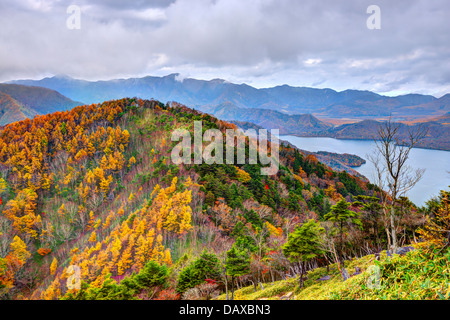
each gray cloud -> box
[0,0,449,97]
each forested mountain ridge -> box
[0,97,441,300]
[202,103,450,151]
[9,74,448,119]
[0,92,38,126]
[0,84,82,125]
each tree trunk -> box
[252,279,257,293]
[231,276,234,300]
[224,266,229,300]
[298,262,304,289]
[385,226,391,250]
[390,206,397,254]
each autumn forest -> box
[0,97,449,301]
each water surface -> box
[280,135,450,206]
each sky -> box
[0,0,449,97]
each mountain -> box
[198,102,332,135]
[432,111,450,124]
[230,119,367,178]
[0,92,38,125]
[199,101,450,151]
[0,96,442,302]
[0,83,82,117]
[8,74,447,120]
[0,97,380,300]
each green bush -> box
[134,260,168,289]
[176,250,222,293]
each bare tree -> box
[368,117,427,254]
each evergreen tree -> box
[176,250,222,293]
[133,260,168,289]
[354,195,383,251]
[225,244,250,300]
[324,199,362,267]
[282,219,325,288]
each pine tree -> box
[225,244,250,300]
[324,199,362,267]
[282,219,325,288]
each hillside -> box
[0,92,38,125]
[9,74,448,120]
[226,118,367,178]
[198,102,332,135]
[205,104,450,151]
[0,83,82,117]
[323,119,450,151]
[216,245,450,300]
[0,97,386,300]
[1,96,446,302]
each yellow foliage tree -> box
[50,257,57,275]
[235,166,251,183]
[417,191,450,251]
[128,156,136,168]
[88,231,97,243]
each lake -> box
[279,135,450,207]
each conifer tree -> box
[225,244,250,300]
[324,199,361,267]
[282,219,325,288]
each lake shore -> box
[280,135,450,206]
[288,133,450,152]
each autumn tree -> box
[0,236,31,296]
[50,258,58,275]
[417,189,450,253]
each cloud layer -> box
[1,0,449,96]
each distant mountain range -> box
[3,74,450,150]
[198,102,332,135]
[207,102,450,151]
[0,83,82,125]
[9,74,449,120]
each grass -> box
[216,245,450,300]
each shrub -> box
[134,261,168,289]
[176,250,222,293]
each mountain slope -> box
[324,119,450,151]
[0,97,379,300]
[9,75,447,119]
[216,245,449,300]
[198,102,332,135]
[200,102,450,151]
[0,83,82,116]
[0,92,38,125]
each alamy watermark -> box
[66,265,81,290]
[366,264,381,289]
[171,121,279,175]
[367,5,381,30]
[66,5,81,30]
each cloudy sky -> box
[1,0,449,97]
